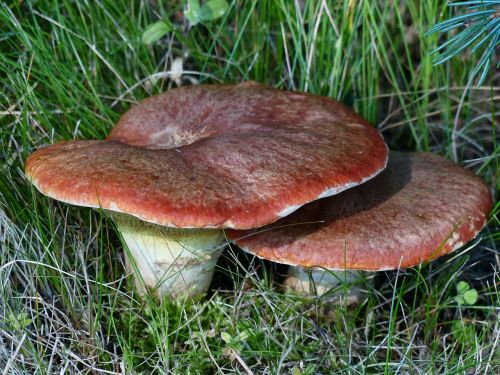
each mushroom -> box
[25,82,388,298]
[227,152,493,304]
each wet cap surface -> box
[228,152,493,269]
[25,82,388,229]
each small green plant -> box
[221,329,251,356]
[141,0,229,44]
[291,365,317,375]
[426,1,500,85]
[451,319,477,344]
[142,20,174,44]
[7,311,32,331]
[184,0,229,26]
[454,281,479,305]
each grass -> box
[0,0,499,373]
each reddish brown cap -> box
[227,152,493,269]
[25,82,387,229]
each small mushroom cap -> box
[25,82,387,229]
[227,152,493,269]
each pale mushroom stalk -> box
[113,214,225,298]
[284,267,367,304]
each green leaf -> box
[456,281,470,293]
[198,0,229,22]
[291,366,317,375]
[8,312,32,330]
[463,289,478,305]
[185,0,229,26]
[185,0,202,26]
[238,330,249,341]
[221,332,232,343]
[454,281,479,305]
[454,295,466,305]
[142,21,173,44]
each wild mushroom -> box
[25,82,388,298]
[227,152,493,304]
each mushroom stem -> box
[284,266,368,305]
[113,214,225,298]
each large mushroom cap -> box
[25,82,387,229]
[227,152,493,269]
